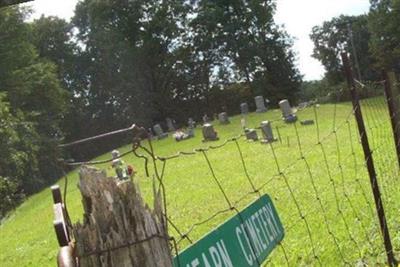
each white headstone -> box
[255,96,267,113]
[279,99,293,118]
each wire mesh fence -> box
[56,65,400,266]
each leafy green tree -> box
[0,8,68,134]
[29,15,91,154]
[369,0,400,71]
[0,7,68,200]
[188,0,301,104]
[71,0,190,149]
[0,94,39,217]
[310,15,379,84]
[30,16,85,93]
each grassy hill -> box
[1,99,399,266]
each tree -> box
[29,15,91,156]
[310,15,379,84]
[369,0,400,71]
[0,7,68,204]
[73,0,188,120]
[188,0,301,105]
[0,93,39,217]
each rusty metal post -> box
[342,53,397,267]
[383,71,400,169]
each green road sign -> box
[173,194,284,267]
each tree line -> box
[0,0,301,217]
[300,0,399,101]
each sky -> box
[23,0,371,81]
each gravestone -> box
[188,118,195,127]
[300,119,314,125]
[187,118,196,137]
[218,112,230,124]
[255,96,267,113]
[240,103,249,115]
[279,99,297,123]
[166,118,175,132]
[279,99,293,118]
[202,123,219,142]
[245,128,258,141]
[260,121,276,143]
[153,124,168,140]
[202,114,210,124]
[148,128,156,140]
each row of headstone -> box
[241,96,270,115]
[241,98,297,123]
[152,117,176,140]
[167,116,281,144]
[243,120,277,143]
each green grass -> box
[1,98,399,266]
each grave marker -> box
[260,121,276,143]
[153,124,168,140]
[279,99,297,123]
[218,112,230,124]
[241,103,249,114]
[202,123,219,141]
[203,114,210,123]
[187,118,196,137]
[255,96,267,113]
[300,119,314,126]
[245,128,258,141]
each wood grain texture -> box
[74,166,172,267]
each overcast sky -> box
[23,0,370,81]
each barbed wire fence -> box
[54,55,399,266]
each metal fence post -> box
[341,53,397,267]
[383,71,400,169]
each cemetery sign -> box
[173,195,284,267]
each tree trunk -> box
[73,166,172,267]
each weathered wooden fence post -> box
[342,53,397,267]
[73,165,172,267]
